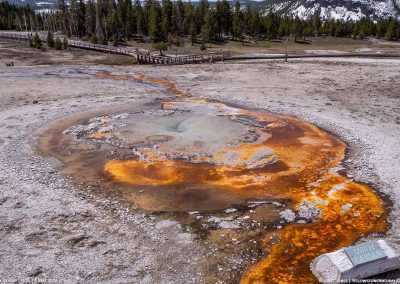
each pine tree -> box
[62,37,69,49]
[113,35,118,46]
[278,21,285,38]
[376,20,386,38]
[77,0,86,36]
[2,0,398,45]
[200,41,206,50]
[161,0,173,41]
[33,32,42,49]
[152,41,168,55]
[148,1,161,41]
[85,0,96,36]
[47,30,55,47]
[386,19,396,40]
[54,37,62,50]
[135,0,145,35]
[189,18,196,45]
[232,2,243,40]
[125,0,135,38]
[183,3,195,36]
[90,34,98,43]
[201,10,214,47]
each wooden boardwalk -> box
[136,52,230,65]
[0,32,230,65]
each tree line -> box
[1,0,400,46]
[0,1,36,31]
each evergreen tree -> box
[54,36,62,49]
[376,20,386,38]
[77,0,86,36]
[278,21,285,38]
[47,30,54,47]
[148,0,162,41]
[112,35,118,46]
[85,0,96,36]
[33,32,42,49]
[90,34,99,43]
[2,0,399,46]
[174,0,185,35]
[62,37,69,49]
[152,41,168,55]
[161,0,173,41]
[125,0,136,38]
[189,18,196,45]
[334,20,343,37]
[195,0,209,33]
[135,0,145,35]
[201,10,214,46]
[386,19,396,40]
[292,16,303,41]
[232,2,243,40]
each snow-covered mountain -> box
[6,0,400,20]
[260,0,400,20]
[5,0,57,10]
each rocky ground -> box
[1,39,400,283]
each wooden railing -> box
[66,39,148,56]
[0,32,230,65]
[137,51,230,65]
[0,32,45,41]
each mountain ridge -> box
[260,0,400,21]
[4,0,400,20]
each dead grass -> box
[0,40,137,66]
[127,36,399,56]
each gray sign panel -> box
[344,241,387,267]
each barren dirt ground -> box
[1,39,400,283]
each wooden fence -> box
[137,51,230,65]
[0,32,230,65]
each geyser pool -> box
[37,73,388,283]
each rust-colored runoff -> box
[94,73,388,283]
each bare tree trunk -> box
[52,13,57,33]
[69,21,73,37]
[16,16,22,31]
[29,15,34,32]
[104,16,108,41]
[23,13,28,31]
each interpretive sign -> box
[311,240,400,283]
[344,241,387,267]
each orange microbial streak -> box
[97,73,387,283]
[95,73,191,96]
[95,73,133,80]
[133,74,191,96]
[240,177,386,284]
